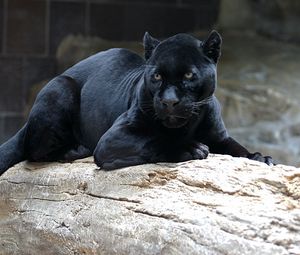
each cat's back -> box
[64,48,145,86]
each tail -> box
[0,125,27,175]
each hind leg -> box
[25,119,76,162]
[24,75,86,162]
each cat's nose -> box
[161,86,179,110]
[161,98,179,109]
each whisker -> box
[191,96,214,107]
[144,64,156,68]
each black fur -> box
[0,31,273,174]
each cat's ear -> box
[201,30,222,64]
[143,32,160,60]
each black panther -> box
[0,31,272,175]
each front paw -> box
[179,143,209,161]
[247,152,273,166]
[94,155,147,171]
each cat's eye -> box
[153,73,162,81]
[184,72,194,79]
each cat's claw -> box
[248,152,274,166]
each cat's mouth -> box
[162,115,188,128]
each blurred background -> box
[0,0,299,166]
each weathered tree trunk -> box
[0,155,299,255]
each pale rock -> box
[0,155,299,255]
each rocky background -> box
[216,0,300,166]
[1,0,300,166]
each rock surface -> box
[0,155,300,255]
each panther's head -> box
[141,31,222,129]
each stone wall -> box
[0,0,220,143]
